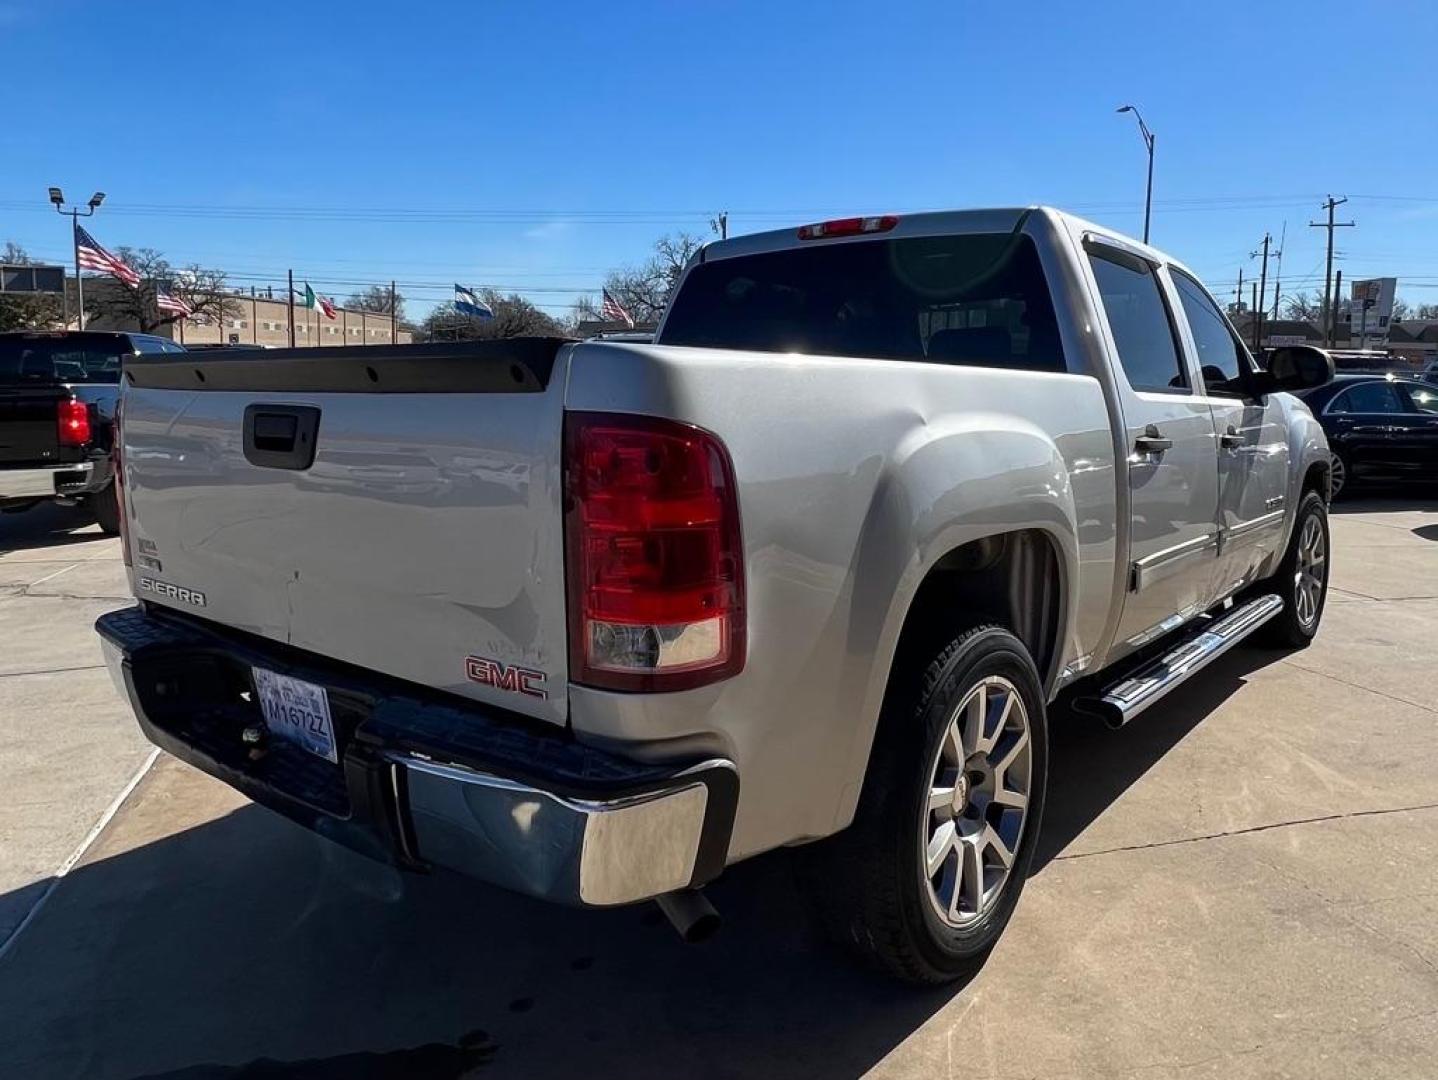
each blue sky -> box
[3,0,1436,319]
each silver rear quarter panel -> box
[562,341,1117,858]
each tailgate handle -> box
[243,404,320,470]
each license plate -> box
[252,667,338,763]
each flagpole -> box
[71,216,85,329]
[287,269,296,348]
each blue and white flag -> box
[454,284,493,319]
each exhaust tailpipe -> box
[655,888,720,943]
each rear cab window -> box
[659,232,1068,373]
[0,335,128,384]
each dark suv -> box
[0,330,183,533]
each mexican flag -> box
[297,281,337,320]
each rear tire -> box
[91,481,121,536]
[1257,490,1329,648]
[801,625,1048,984]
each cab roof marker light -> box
[796,215,900,240]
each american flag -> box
[74,225,140,288]
[156,287,193,317]
[601,289,635,328]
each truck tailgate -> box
[119,341,573,726]
[0,385,66,465]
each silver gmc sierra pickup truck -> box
[97,207,1335,983]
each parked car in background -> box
[1297,373,1438,498]
[1421,360,1438,386]
[0,330,183,533]
[97,208,1333,984]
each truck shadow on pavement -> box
[0,500,105,552]
[0,649,1287,1080]
[1037,646,1281,870]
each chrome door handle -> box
[1219,426,1243,449]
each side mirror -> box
[1254,345,1334,395]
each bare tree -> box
[1417,303,1438,320]
[84,247,242,333]
[563,294,602,334]
[0,242,64,331]
[1391,298,1411,321]
[345,284,406,324]
[601,232,705,325]
[419,289,565,341]
[1282,291,1322,321]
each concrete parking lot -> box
[2,498,1436,1079]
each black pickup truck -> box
[0,330,183,534]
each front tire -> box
[1328,452,1350,500]
[802,625,1048,984]
[1258,490,1330,648]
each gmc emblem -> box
[465,655,548,700]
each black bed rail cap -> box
[123,337,575,394]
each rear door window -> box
[1328,383,1403,413]
[1086,244,1187,393]
[659,232,1067,373]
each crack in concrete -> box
[0,664,105,680]
[1247,849,1438,981]
[1279,656,1438,716]
[1053,802,1438,862]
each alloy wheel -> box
[1294,514,1327,630]
[1329,454,1346,499]
[920,675,1032,928]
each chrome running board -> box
[1074,594,1284,729]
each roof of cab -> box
[696,206,1170,268]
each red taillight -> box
[57,398,91,446]
[796,214,899,240]
[564,412,745,692]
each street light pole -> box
[49,187,106,329]
[1116,105,1155,244]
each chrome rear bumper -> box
[96,605,738,908]
[0,462,93,500]
[399,755,728,905]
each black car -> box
[1297,373,1438,498]
[0,330,183,533]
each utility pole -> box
[1333,270,1344,346]
[1235,266,1245,317]
[1271,221,1286,319]
[1309,196,1354,347]
[711,212,728,240]
[1250,233,1273,351]
[1251,282,1259,348]
[287,269,296,347]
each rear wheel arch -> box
[885,529,1068,698]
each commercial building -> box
[170,291,410,347]
[69,278,410,346]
